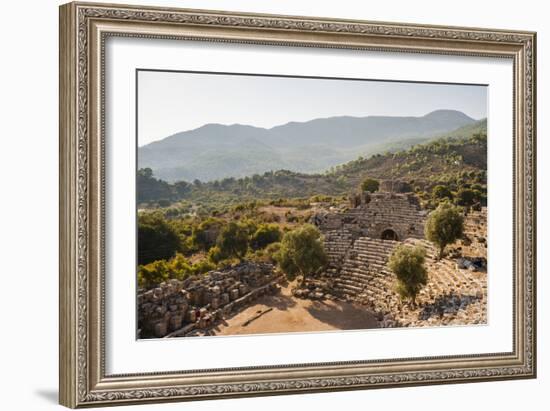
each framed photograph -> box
[59,2,537,408]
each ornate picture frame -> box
[59,2,536,408]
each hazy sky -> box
[137,70,487,146]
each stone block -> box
[155,305,167,315]
[223,303,233,315]
[153,319,168,337]
[186,310,197,323]
[221,293,230,305]
[230,289,239,301]
[143,290,154,302]
[198,316,208,329]
[203,291,212,304]
[169,314,183,331]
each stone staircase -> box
[333,237,398,306]
[322,229,355,277]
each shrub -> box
[265,242,281,262]
[169,253,192,279]
[190,259,216,275]
[360,177,380,193]
[137,260,170,290]
[207,245,225,264]
[388,245,428,305]
[455,188,478,207]
[250,224,282,250]
[432,185,453,200]
[137,253,214,290]
[191,217,224,251]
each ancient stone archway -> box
[381,228,399,241]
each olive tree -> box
[455,188,478,207]
[216,221,249,260]
[360,177,380,193]
[425,203,464,259]
[388,245,428,306]
[250,223,282,250]
[275,224,327,283]
[432,184,453,201]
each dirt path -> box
[210,283,378,336]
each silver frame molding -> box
[59,2,536,408]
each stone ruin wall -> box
[137,262,281,338]
[315,192,428,242]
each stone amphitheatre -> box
[137,190,487,338]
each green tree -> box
[264,242,282,263]
[425,203,464,259]
[360,177,380,193]
[137,253,215,290]
[137,259,170,289]
[216,222,249,259]
[275,224,327,283]
[136,168,173,204]
[432,185,453,201]
[455,188,479,207]
[192,218,224,251]
[250,224,282,250]
[207,245,225,264]
[190,259,216,275]
[137,213,181,265]
[388,245,428,305]
[168,253,192,280]
[173,180,191,197]
[239,218,259,237]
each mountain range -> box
[138,109,482,182]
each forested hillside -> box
[138,128,487,214]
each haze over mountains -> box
[138,109,483,182]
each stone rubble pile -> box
[137,262,281,338]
